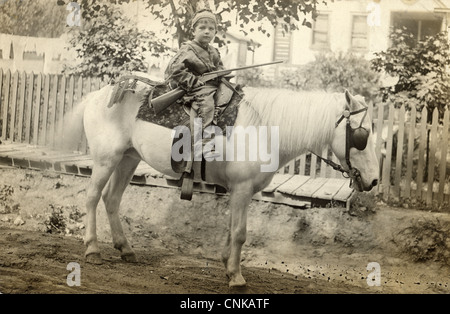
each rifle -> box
[151,60,283,114]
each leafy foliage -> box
[62,1,169,80]
[280,52,381,99]
[146,0,324,47]
[371,27,450,120]
[0,0,66,37]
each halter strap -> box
[335,106,368,127]
[310,105,369,185]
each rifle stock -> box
[151,87,186,114]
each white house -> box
[248,0,450,68]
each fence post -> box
[416,109,428,201]
[32,73,42,146]
[0,68,3,140]
[382,103,394,201]
[375,102,384,193]
[24,72,35,144]
[438,109,449,203]
[8,71,19,142]
[17,71,26,142]
[56,75,66,149]
[426,108,439,205]
[404,105,416,199]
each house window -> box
[351,15,369,51]
[392,12,443,43]
[311,14,329,49]
[273,23,291,62]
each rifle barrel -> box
[204,60,284,77]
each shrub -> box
[281,52,381,99]
[371,28,450,121]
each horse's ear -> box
[345,90,358,109]
[345,90,352,105]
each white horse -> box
[64,85,379,287]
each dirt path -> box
[0,166,449,294]
[0,227,373,294]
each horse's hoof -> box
[85,252,103,265]
[228,275,247,288]
[121,253,138,263]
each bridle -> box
[312,104,369,187]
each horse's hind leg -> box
[101,153,140,262]
[85,154,123,264]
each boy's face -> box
[193,18,216,46]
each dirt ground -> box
[0,166,449,294]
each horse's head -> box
[330,90,379,192]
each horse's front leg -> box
[222,182,253,287]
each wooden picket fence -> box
[0,69,106,152]
[0,69,449,206]
[372,103,450,206]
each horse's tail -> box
[62,95,89,152]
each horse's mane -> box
[237,88,345,154]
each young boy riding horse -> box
[164,9,225,157]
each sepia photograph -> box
[0,0,449,300]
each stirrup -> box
[180,170,194,201]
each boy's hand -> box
[192,80,205,89]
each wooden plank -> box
[312,178,347,200]
[426,108,439,205]
[40,74,50,146]
[277,175,310,194]
[1,148,47,158]
[8,71,18,141]
[416,109,428,201]
[404,106,416,199]
[382,103,394,200]
[48,75,58,148]
[24,72,34,143]
[252,191,309,209]
[53,155,93,163]
[262,174,293,193]
[17,71,26,142]
[0,142,29,152]
[298,154,306,175]
[310,152,317,179]
[32,74,42,146]
[332,154,340,178]
[393,104,405,198]
[293,176,327,198]
[37,152,86,162]
[1,70,11,141]
[438,109,449,203]
[333,180,354,201]
[319,147,327,178]
[56,75,66,149]
[0,68,3,133]
[5,149,55,161]
[287,158,295,175]
[0,68,3,139]
[375,103,384,171]
[67,75,75,112]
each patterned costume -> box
[164,39,225,127]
